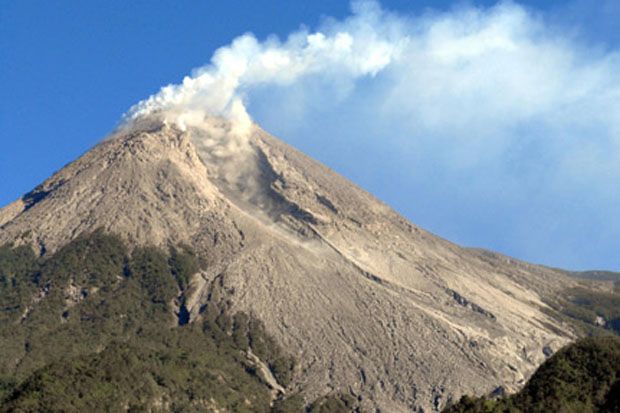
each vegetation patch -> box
[443,336,620,413]
[543,285,620,336]
[0,231,302,411]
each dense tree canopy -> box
[0,232,307,412]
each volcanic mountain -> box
[0,116,585,411]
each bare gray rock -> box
[0,116,579,412]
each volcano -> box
[0,115,581,412]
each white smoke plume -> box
[126,0,620,269]
[127,1,401,135]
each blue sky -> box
[1,1,619,270]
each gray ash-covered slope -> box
[0,116,579,412]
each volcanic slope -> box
[0,117,580,412]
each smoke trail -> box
[126,1,402,136]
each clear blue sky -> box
[1,1,619,270]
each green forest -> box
[0,231,352,412]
